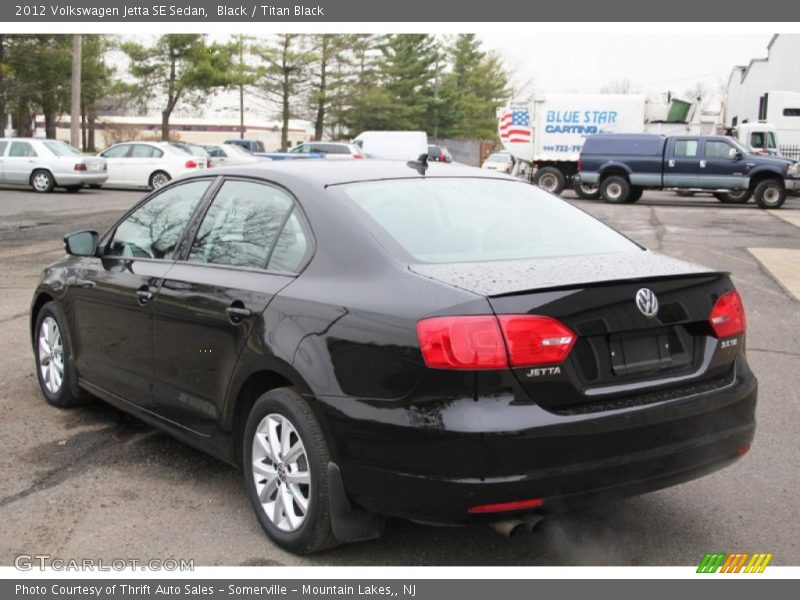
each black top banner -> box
[2,0,798,22]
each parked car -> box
[482,151,516,173]
[225,139,266,153]
[169,142,214,166]
[352,131,428,160]
[427,145,453,163]
[291,142,363,159]
[98,141,207,189]
[0,137,107,193]
[203,143,262,166]
[578,133,800,208]
[32,161,756,554]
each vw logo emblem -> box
[635,288,659,318]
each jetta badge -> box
[635,288,659,318]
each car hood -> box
[409,250,716,296]
[748,154,795,167]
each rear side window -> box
[9,141,37,157]
[673,140,698,157]
[267,212,310,273]
[341,179,639,264]
[106,180,211,259]
[321,144,349,154]
[188,180,293,269]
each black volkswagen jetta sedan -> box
[30,160,756,553]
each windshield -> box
[486,153,510,163]
[226,144,252,157]
[341,178,639,263]
[44,140,82,157]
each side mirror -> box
[64,230,99,256]
[729,148,742,161]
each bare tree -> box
[600,78,632,94]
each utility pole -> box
[238,35,245,139]
[70,35,82,149]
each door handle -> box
[136,289,154,306]
[226,305,252,324]
[668,159,675,168]
[700,160,707,168]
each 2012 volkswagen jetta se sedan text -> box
[30,160,756,553]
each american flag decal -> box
[499,109,532,143]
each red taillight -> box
[416,316,507,369]
[74,163,87,171]
[709,290,746,338]
[737,443,751,456]
[577,159,582,172]
[417,314,575,370]
[353,153,363,159]
[207,160,214,168]
[497,315,576,367]
[468,498,544,514]
[185,160,198,168]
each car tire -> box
[243,387,339,554]
[149,171,171,190]
[30,169,55,193]
[600,175,630,203]
[754,180,786,209]
[34,302,91,408]
[532,167,565,195]
[64,185,82,193]
[573,180,600,200]
[625,187,644,203]
[714,190,752,204]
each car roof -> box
[194,159,514,188]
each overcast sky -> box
[481,33,775,98]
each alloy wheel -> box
[38,316,64,394]
[251,413,311,532]
[32,172,52,192]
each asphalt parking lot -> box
[1,184,799,567]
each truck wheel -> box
[714,190,752,204]
[532,167,565,195]
[626,187,644,203]
[573,180,600,200]
[754,180,786,209]
[600,176,630,204]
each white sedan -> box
[0,137,106,192]
[98,141,207,189]
[202,143,262,166]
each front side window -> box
[105,180,211,259]
[704,140,734,159]
[188,180,293,269]
[9,141,37,157]
[673,140,698,157]
[102,144,130,158]
[341,178,639,264]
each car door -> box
[663,137,700,188]
[128,144,163,186]
[69,179,214,406]
[150,178,312,435]
[4,140,38,184]
[0,141,8,182]
[699,138,748,189]
[100,143,132,185]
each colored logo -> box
[697,552,773,573]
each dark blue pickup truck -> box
[578,133,800,209]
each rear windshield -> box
[44,140,82,157]
[341,178,639,263]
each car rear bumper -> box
[325,361,756,523]
[55,172,108,186]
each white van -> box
[352,131,428,161]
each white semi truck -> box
[497,93,724,198]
